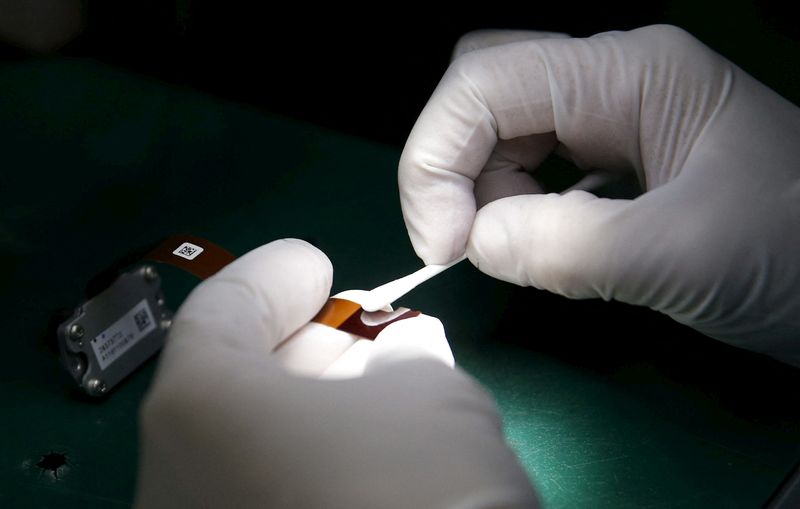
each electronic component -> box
[55,234,448,394]
[57,265,172,397]
[55,235,235,397]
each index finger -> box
[398,33,567,264]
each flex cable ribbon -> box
[145,234,236,279]
[146,235,422,339]
[312,298,420,340]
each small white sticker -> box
[91,299,156,370]
[173,242,204,260]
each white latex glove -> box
[399,25,800,367]
[135,239,538,509]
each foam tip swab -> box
[360,255,467,312]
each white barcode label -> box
[91,299,156,370]
[172,242,204,260]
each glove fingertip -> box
[365,315,456,374]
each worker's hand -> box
[134,239,538,509]
[399,25,800,366]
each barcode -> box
[91,299,155,370]
[172,242,204,260]
[177,245,198,257]
[134,308,151,332]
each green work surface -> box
[1,59,799,508]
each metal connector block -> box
[57,265,173,397]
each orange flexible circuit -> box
[312,298,420,340]
[146,234,236,279]
[145,236,421,339]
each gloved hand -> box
[399,25,800,367]
[135,239,538,509]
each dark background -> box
[2,0,798,149]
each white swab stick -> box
[360,255,467,312]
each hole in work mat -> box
[36,452,69,479]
